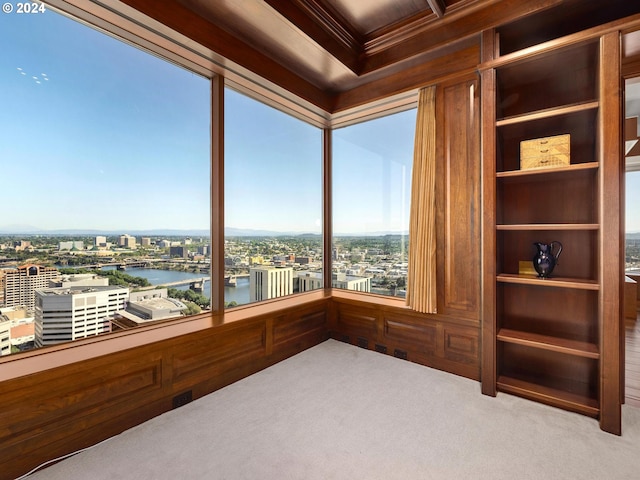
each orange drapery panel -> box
[406,86,437,313]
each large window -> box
[332,109,416,298]
[224,88,323,307]
[0,6,210,354]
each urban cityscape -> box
[2,231,640,357]
[0,232,410,357]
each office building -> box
[118,234,137,248]
[2,265,61,313]
[34,285,129,348]
[249,266,293,302]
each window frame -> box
[0,0,416,374]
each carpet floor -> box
[24,339,640,479]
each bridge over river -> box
[138,277,209,292]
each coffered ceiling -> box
[116,0,640,114]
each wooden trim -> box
[480,13,640,70]
[323,129,333,290]
[211,75,224,313]
[332,44,480,113]
[598,31,623,435]
[480,62,497,396]
[263,0,362,73]
[361,0,562,74]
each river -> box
[103,267,250,305]
[106,267,398,305]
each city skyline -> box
[2,8,639,234]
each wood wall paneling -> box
[330,296,480,380]
[0,300,329,480]
[436,75,481,320]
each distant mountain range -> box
[0,225,407,237]
[5,224,632,238]
[0,225,210,237]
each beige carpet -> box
[24,339,640,479]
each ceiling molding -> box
[361,0,563,74]
[263,0,363,73]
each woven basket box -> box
[520,134,570,170]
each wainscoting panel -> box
[329,295,480,381]
[0,298,329,480]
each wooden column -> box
[211,75,225,313]
[599,31,623,435]
[480,29,497,397]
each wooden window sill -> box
[0,289,330,382]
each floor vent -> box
[394,349,408,360]
[375,344,387,354]
[357,337,369,349]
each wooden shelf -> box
[496,162,598,179]
[497,274,599,290]
[497,375,599,417]
[497,328,599,359]
[496,223,598,231]
[496,101,599,126]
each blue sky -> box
[1,6,638,235]
[0,8,210,232]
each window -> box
[332,109,416,298]
[224,88,323,308]
[0,6,210,354]
[625,78,640,273]
[626,171,640,272]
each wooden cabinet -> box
[481,30,623,433]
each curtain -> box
[406,86,437,314]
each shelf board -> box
[497,328,599,359]
[496,162,598,179]
[496,223,598,231]
[496,101,599,127]
[497,274,599,290]
[497,375,599,417]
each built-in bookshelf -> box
[481,29,623,433]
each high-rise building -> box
[118,234,137,248]
[2,265,61,313]
[34,285,129,347]
[249,266,293,302]
[141,237,152,247]
[95,235,107,247]
[0,270,5,306]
